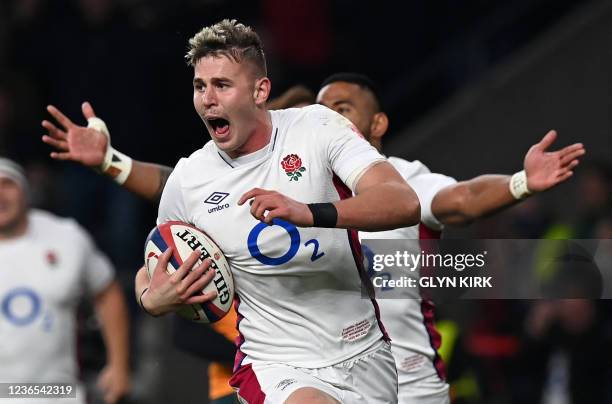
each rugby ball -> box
[144,221,234,323]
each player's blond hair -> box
[185,19,267,77]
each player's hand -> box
[524,130,585,192]
[97,363,130,404]
[238,188,314,226]
[141,249,217,316]
[41,102,108,168]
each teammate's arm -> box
[431,175,516,226]
[42,102,172,201]
[432,130,585,226]
[94,280,130,404]
[123,162,173,202]
[238,161,420,231]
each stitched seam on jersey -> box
[271,128,279,151]
[218,152,235,168]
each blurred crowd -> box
[1,0,610,403]
[438,160,612,403]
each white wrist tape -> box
[87,117,133,185]
[509,170,532,199]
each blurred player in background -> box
[267,85,316,110]
[0,158,131,404]
[42,20,422,403]
[316,73,585,403]
[169,306,238,404]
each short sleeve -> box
[310,106,385,192]
[387,157,432,178]
[408,173,457,231]
[157,158,190,225]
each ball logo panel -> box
[144,221,234,323]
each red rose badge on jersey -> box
[281,154,307,181]
[46,251,58,267]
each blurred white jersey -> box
[158,105,388,369]
[361,157,456,386]
[0,210,114,404]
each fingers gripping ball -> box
[144,221,234,323]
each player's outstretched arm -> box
[42,102,173,201]
[238,161,420,231]
[94,281,131,404]
[431,130,585,226]
[137,249,217,317]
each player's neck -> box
[227,109,273,159]
[0,215,28,240]
[369,138,383,153]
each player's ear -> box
[253,77,271,107]
[370,112,389,141]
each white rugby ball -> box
[144,221,234,323]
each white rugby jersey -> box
[158,105,388,368]
[361,157,456,385]
[0,210,114,404]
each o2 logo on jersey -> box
[2,287,42,326]
[247,219,324,266]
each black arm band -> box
[308,203,338,228]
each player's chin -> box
[213,136,241,155]
[0,212,20,231]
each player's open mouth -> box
[207,118,230,137]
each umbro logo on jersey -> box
[205,192,229,205]
[205,192,230,214]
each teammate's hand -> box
[97,363,130,404]
[238,188,314,226]
[41,102,108,167]
[524,130,585,192]
[141,249,217,316]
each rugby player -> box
[0,158,130,404]
[42,20,421,403]
[316,72,585,403]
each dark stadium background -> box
[1,0,611,403]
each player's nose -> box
[202,88,217,107]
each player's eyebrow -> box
[332,100,353,107]
[210,77,233,85]
[192,76,233,86]
[317,99,354,107]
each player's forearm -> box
[95,281,130,371]
[111,161,173,202]
[432,175,516,226]
[134,266,149,303]
[135,266,164,316]
[335,181,420,231]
